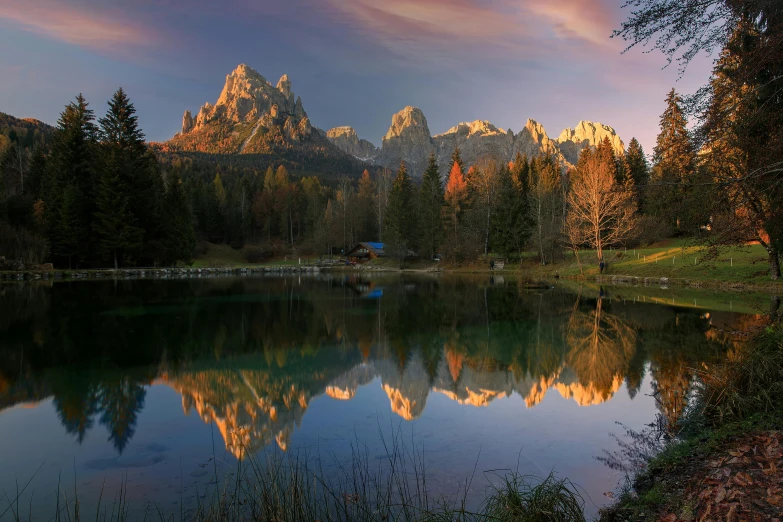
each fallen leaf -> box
[733,471,753,487]
[715,486,727,503]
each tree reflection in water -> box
[0,276,750,457]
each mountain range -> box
[168,64,626,177]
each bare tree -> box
[467,158,501,256]
[565,148,638,268]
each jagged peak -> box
[230,63,265,82]
[277,74,292,96]
[327,126,357,138]
[383,106,430,141]
[436,120,504,138]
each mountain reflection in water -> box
[0,275,756,459]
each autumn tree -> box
[565,146,638,271]
[466,158,502,256]
[443,160,468,259]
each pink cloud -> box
[0,0,160,52]
[525,0,616,48]
[322,0,619,61]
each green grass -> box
[519,240,778,285]
[553,279,773,314]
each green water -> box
[0,274,758,519]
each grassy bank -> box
[599,323,783,521]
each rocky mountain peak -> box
[556,120,625,165]
[378,107,434,175]
[167,64,326,155]
[383,106,430,141]
[325,126,379,161]
[277,74,292,97]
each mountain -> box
[161,64,625,178]
[327,108,625,177]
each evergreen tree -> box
[448,147,465,177]
[45,94,98,267]
[492,153,531,256]
[161,171,196,265]
[596,137,619,182]
[625,138,649,187]
[650,89,698,230]
[56,183,86,269]
[653,89,697,177]
[418,153,443,259]
[624,138,649,211]
[385,161,415,262]
[99,89,162,265]
[93,163,143,268]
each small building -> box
[490,257,506,270]
[346,242,386,263]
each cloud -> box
[0,0,160,52]
[321,0,619,60]
[525,0,616,48]
[322,0,536,57]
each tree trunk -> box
[114,251,118,270]
[768,247,781,280]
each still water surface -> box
[0,275,756,519]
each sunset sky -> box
[0,0,715,154]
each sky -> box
[0,0,718,155]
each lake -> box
[0,274,760,519]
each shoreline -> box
[2,264,782,294]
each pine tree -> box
[56,183,86,269]
[45,94,98,267]
[625,138,649,187]
[385,161,414,263]
[99,89,162,265]
[448,147,465,178]
[418,153,443,259]
[654,89,696,178]
[624,138,649,211]
[161,171,196,265]
[93,164,143,268]
[492,153,531,256]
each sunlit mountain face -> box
[0,275,753,459]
